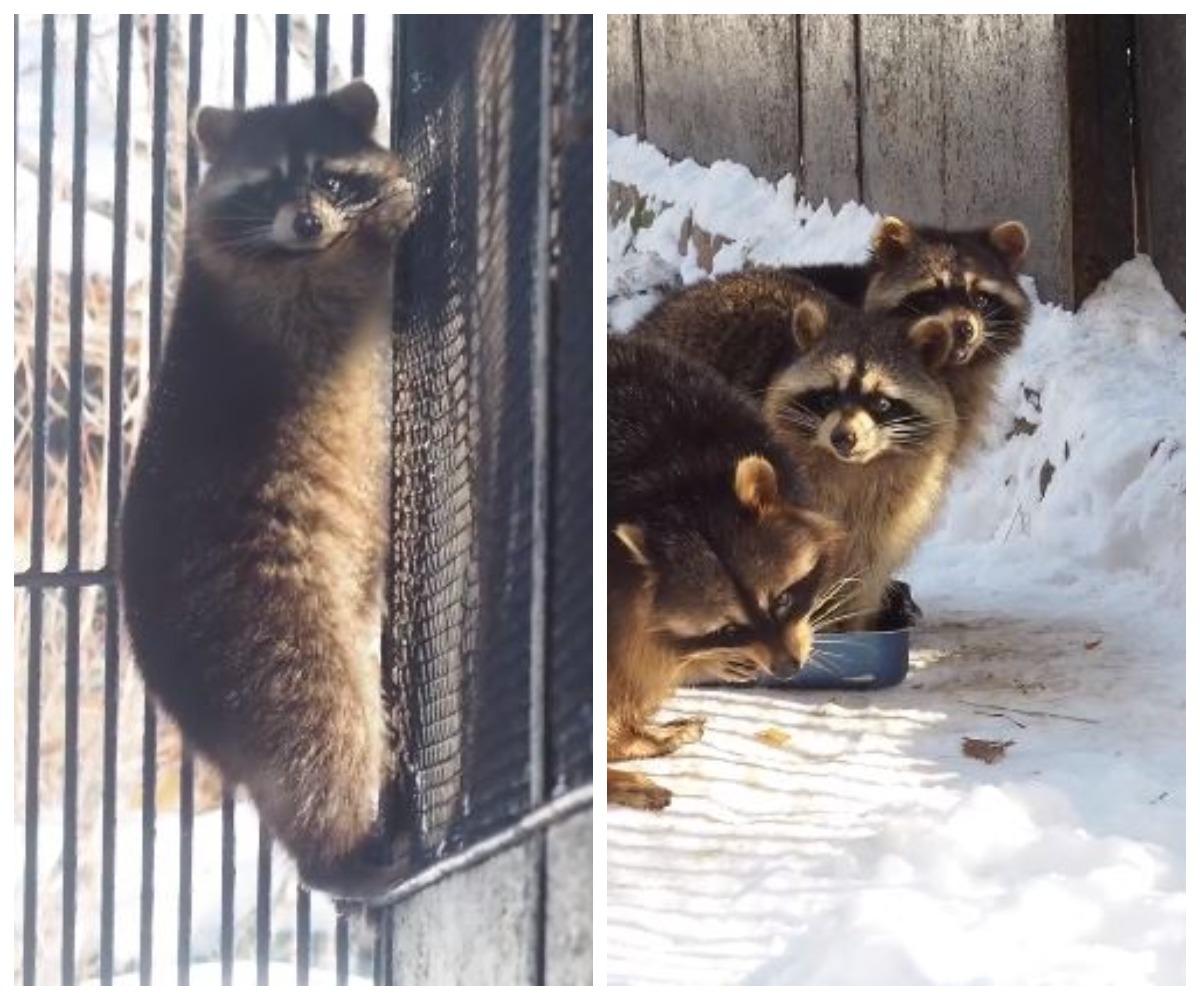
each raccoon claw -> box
[877,579,923,629]
[661,715,706,745]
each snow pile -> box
[606,134,1185,986]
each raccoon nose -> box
[769,655,802,681]
[952,319,974,344]
[293,210,323,240]
[831,426,857,456]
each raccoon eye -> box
[316,171,344,198]
[869,396,892,416]
[971,291,999,311]
[707,623,753,646]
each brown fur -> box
[120,84,415,898]
[635,275,957,629]
[608,338,840,806]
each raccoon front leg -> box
[608,766,672,810]
[609,717,706,761]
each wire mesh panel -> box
[14,12,591,987]
[388,13,594,866]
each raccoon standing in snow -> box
[634,275,959,632]
[790,216,1032,461]
[120,82,416,899]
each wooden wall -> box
[608,14,1185,309]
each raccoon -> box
[608,337,842,809]
[120,82,416,899]
[634,275,958,631]
[789,216,1032,460]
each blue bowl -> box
[761,628,910,690]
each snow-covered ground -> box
[606,133,1186,986]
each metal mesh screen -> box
[14,13,591,986]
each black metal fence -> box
[14,13,592,986]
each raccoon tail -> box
[297,831,415,902]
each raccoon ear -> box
[790,296,828,354]
[872,216,914,262]
[192,106,241,162]
[734,455,779,515]
[614,523,651,568]
[989,220,1030,268]
[329,80,379,135]
[908,316,954,369]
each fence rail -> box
[14,12,591,986]
[608,13,1184,308]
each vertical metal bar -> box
[22,14,56,985]
[220,788,235,985]
[314,14,329,95]
[175,15,204,987]
[233,15,246,109]
[352,14,365,77]
[295,884,310,986]
[275,14,288,104]
[140,18,170,979]
[336,913,350,985]
[220,20,246,986]
[256,824,271,985]
[259,21,288,984]
[528,15,556,985]
[99,16,132,985]
[61,15,90,984]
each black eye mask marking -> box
[313,167,381,207]
[771,559,825,624]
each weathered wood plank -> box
[607,14,640,136]
[640,14,800,181]
[1135,14,1185,308]
[1065,15,1137,306]
[858,15,946,225]
[943,15,1072,304]
[799,14,860,209]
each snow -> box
[606,134,1186,986]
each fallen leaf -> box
[754,727,791,748]
[961,737,1014,764]
[1084,639,1102,650]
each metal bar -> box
[296,887,310,985]
[315,14,329,94]
[256,823,272,985]
[336,913,350,985]
[528,17,556,985]
[22,18,55,980]
[28,13,53,575]
[147,13,169,380]
[176,16,204,986]
[220,787,236,985]
[99,16,132,984]
[352,14,365,77]
[60,16,91,984]
[275,14,288,104]
[372,784,593,908]
[15,567,112,587]
[233,15,246,109]
[219,21,245,986]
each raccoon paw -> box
[608,768,672,810]
[684,660,760,685]
[657,715,706,745]
[877,579,923,629]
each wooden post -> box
[1133,15,1185,308]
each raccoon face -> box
[767,297,956,465]
[191,81,414,260]
[615,457,842,681]
[863,217,1031,365]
